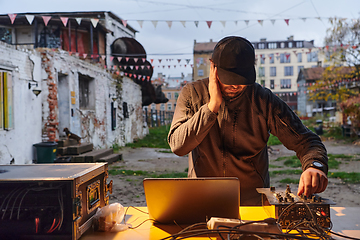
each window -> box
[269,54,274,64]
[258,43,265,49]
[151,103,156,110]
[280,53,291,63]
[297,53,302,63]
[198,69,204,76]
[280,42,285,48]
[167,92,172,99]
[258,67,265,77]
[197,58,204,65]
[296,41,303,48]
[0,28,12,44]
[160,103,165,111]
[298,66,304,73]
[307,52,318,62]
[280,79,291,89]
[260,80,265,87]
[174,92,179,100]
[270,80,274,89]
[288,42,293,48]
[0,71,13,130]
[79,74,95,110]
[173,103,176,109]
[284,66,293,76]
[167,103,172,110]
[270,67,276,77]
[268,42,277,49]
[123,102,129,118]
[260,55,265,64]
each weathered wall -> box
[0,42,147,165]
[0,41,42,164]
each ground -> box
[107,139,360,207]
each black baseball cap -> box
[211,36,256,85]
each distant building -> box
[193,36,334,110]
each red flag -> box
[42,16,51,26]
[8,14,17,24]
[60,17,68,27]
[122,20,127,27]
[110,56,114,61]
[206,21,212,28]
[284,19,289,25]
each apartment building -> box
[193,36,330,110]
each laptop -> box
[143,177,240,224]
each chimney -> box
[260,38,266,42]
[210,39,213,42]
[287,35,294,41]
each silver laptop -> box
[143,177,240,224]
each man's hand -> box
[297,168,328,197]
[208,62,222,113]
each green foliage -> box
[269,169,303,177]
[279,178,299,184]
[328,172,360,183]
[267,134,282,146]
[284,157,302,168]
[126,125,171,149]
[111,143,122,153]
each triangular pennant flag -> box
[270,19,276,25]
[220,21,226,28]
[206,21,212,28]
[284,19,289,26]
[101,55,106,60]
[135,66,139,70]
[316,17,321,21]
[75,18,82,25]
[130,66,133,70]
[177,59,181,63]
[194,21,199,28]
[134,58,138,62]
[258,20,263,26]
[8,14,17,24]
[151,20,158,28]
[117,57,122,62]
[166,21,172,29]
[150,59,154,64]
[158,59,162,63]
[168,65,171,69]
[25,15,35,25]
[83,53,87,59]
[137,20,144,28]
[301,18,306,22]
[113,65,117,70]
[147,66,150,69]
[126,57,130,62]
[234,21,238,26]
[42,16,51,26]
[141,66,145,69]
[129,73,132,77]
[142,58,146,62]
[245,20,249,26]
[110,56,114,61]
[122,20,127,27]
[91,18,99,28]
[186,59,191,64]
[60,17,68,27]
[180,21,186,27]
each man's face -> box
[218,80,246,99]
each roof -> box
[194,41,217,53]
[301,67,325,81]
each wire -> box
[128,218,155,229]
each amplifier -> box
[0,163,113,240]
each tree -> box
[308,17,360,126]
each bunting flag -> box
[194,21,199,28]
[234,21,238,26]
[220,21,226,28]
[25,14,35,24]
[122,19,127,27]
[180,21,186,27]
[8,14,17,24]
[301,18,306,22]
[42,16,51,26]
[166,21,172,29]
[284,19,289,26]
[91,18,99,28]
[270,19,276,25]
[137,20,144,28]
[258,20,263,26]
[151,20,158,28]
[206,21,212,28]
[60,17,68,27]
[245,20,249,26]
[75,18,82,25]
[117,57,122,62]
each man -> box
[168,36,328,206]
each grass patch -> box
[267,134,282,146]
[157,150,173,153]
[126,125,170,149]
[279,178,299,184]
[328,172,360,183]
[269,169,302,177]
[109,168,187,178]
[269,164,283,168]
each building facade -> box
[193,36,331,110]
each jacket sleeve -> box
[266,92,328,175]
[167,83,218,156]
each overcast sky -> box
[1,0,360,78]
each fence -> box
[144,109,174,127]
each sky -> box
[1,0,360,79]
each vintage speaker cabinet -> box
[0,163,113,240]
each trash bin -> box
[33,142,58,163]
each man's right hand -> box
[208,62,222,113]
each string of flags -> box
[296,77,360,95]
[5,13,359,29]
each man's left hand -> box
[297,168,328,197]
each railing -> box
[144,109,174,127]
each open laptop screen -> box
[143,177,240,224]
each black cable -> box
[128,218,155,229]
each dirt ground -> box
[108,139,360,207]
